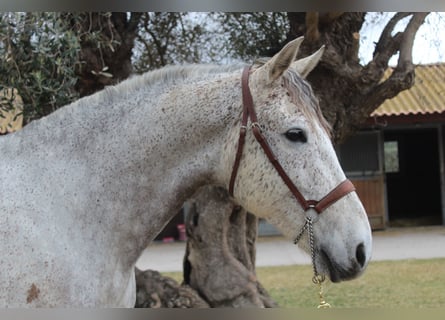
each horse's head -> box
[222,37,372,282]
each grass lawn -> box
[163,258,445,308]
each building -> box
[338,63,445,229]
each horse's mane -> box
[74,62,331,137]
[82,64,246,106]
[134,64,246,89]
[59,64,244,116]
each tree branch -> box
[361,12,430,107]
[397,12,429,68]
[348,32,360,62]
[373,12,412,60]
[355,12,430,122]
[305,12,320,43]
[127,12,143,32]
[360,13,412,87]
[360,13,430,90]
[318,12,343,25]
[141,13,167,66]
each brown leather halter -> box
[229,66,355,214]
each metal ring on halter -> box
[305,206,321,223]
[250,122,263,131]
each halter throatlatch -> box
[229,66,356,215]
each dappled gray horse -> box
[0,37,372,307]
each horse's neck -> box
[2,70,241,270]
[88,71,241,264]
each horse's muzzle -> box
[320,243,368,283]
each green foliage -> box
[0,12,80,124]
[0,12,289,124]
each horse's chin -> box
[318,249,365,283]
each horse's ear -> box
[291,45,325,79]
[267,37,304,82]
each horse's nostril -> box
[356,243,366,268]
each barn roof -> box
[371,64,445,117]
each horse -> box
[0,37,372,307]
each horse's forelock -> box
[253,59,331,138]
[282,69,332,138]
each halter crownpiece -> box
[229,66,356,215]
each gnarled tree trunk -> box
[182,186,276,307]
[134,269,209,308]
[135,185,277,308]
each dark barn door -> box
[384,128,442,226]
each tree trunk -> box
[135,186,277,308]
[134,269,209,308]
[64,13,142,97]
[182,186,277,307]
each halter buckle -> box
[250,122,263,132]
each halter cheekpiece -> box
[229,66,356,215]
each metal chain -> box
[293,218,308,244]
[294,216,331,308]
[307,217,319,278]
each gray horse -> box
[0,37,372,307]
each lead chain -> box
[307,217,318,277]
[293,219,308,244]
[296,216,331,309]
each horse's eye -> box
[285,128,307,143]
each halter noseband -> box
[229,66,355,215]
